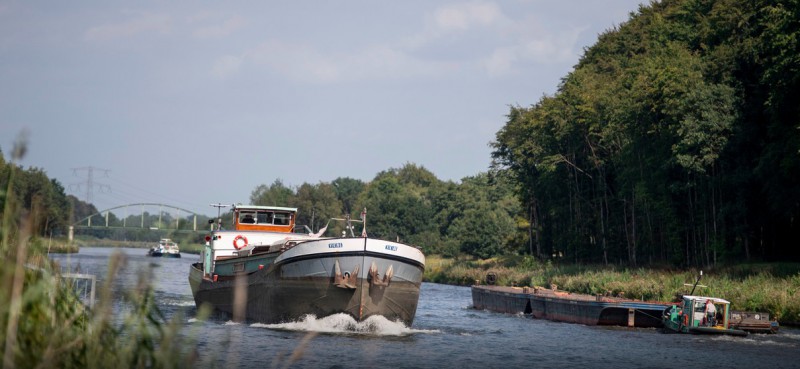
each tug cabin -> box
[681,295,730,328]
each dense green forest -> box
[3,0,799,268]
[492,0,800,265]
[247,167,523,259]
[245,0,800,266]
[0,145,72,240]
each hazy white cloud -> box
[477,11,588,77]
[484,47,516,77]
[246,40,341,83]
[433,1,505,32]
[402,1,586,77]
[219,41,451,84]
[210,2,544,83]
[84,12,171,41]
[3,0,645,214]
[344,45,450,80]
[193,15,247,39]
[212,55,244,79]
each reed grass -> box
[424,255,800,324]
[1,165,209,368]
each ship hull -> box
[472,285,667,328]
[190,237,425,325]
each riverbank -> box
[32,237,79,253]
[70,237,204,254]
[54,239,800,324]
[424,255,800,325]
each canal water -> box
[51,247,800,368]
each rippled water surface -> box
[51,247,800,368]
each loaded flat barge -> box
[472,284,779,333]
[472,285,668,328]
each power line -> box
[69,166,111,204]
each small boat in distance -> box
[188,204,425,325]
[148,238,181,258]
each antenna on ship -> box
[360,208,367,238]
[209,203,229,231]
[682,270,707,295]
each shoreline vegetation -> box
[2,238,205,367]
[3,0,799,365]
[57,238,800,326]
[425,255,800,326]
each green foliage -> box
[0,142,207,368]
[241,163,523,259]
[293,182,343,234]
[429,255,800,323]
[249,179,295,207]
[0,161,72,239]
[15,0,800,271]
[359,172,436,243]
[491,0,800,266]
[0,248,206,368]
[330,177,365,215]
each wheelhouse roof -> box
[233,205,298,213]
[683,295,731,304]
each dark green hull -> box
[662,315,748,337]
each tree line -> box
[491,0,800,266]
[4,0,798,266]
[0,145,212,244]
[247,164,524,258]
[1,145,525,258]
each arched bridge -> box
[68,203,208,241]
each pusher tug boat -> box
[188,204,426,326]
[662,271,747,336]
[662,295,748,337]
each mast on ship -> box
[209,203,229,231]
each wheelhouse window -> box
[238,209,291,226]
[256,211,273,224]
[273,212,291,225]
[239,211,256,224]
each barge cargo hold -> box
[472,285,669,328]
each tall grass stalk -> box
[1,140,208,368]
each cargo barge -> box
[472,285,668,328]
[472,283,779,333]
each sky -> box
[1,0,645,217]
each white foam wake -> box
[252,313,438,336]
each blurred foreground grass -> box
[1,146,210,368]
[0,228,210,368]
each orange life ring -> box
[233,235,248,250]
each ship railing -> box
[25,263,97,309]
[62,273,97,309]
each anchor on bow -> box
[368,261,394,288]
[333,259,359,290]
